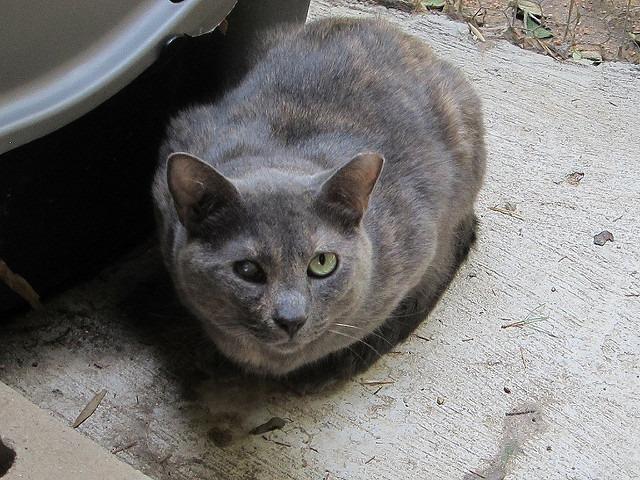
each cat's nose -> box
[273,289,307,338]
[273,314,306,338]
[273,289,307,339]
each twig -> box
[413,334,433,341]
[623,0,632,36]
[360,380,395,386]
[365,456,376,464]
[112,441,137,454]
[261,436,292,448]
[43,327,71,345]
[501,316,549,329]
[489,206,524,220]
[563,0,575,41]
[506,409,536,416]
[469,471,487,479]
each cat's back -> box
[159,17,484,201]
[246,17,485,195]
[248,17,445,117]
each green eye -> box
[308,252,338,278]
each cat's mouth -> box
[262,329,327,354]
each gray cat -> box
[153,17,485,379]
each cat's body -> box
[153,17,485,378]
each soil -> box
[371,0,640,63]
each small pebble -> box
[436,396,445,405]
[593,230,614,246]
[504,387,511,394]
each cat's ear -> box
[167,152,242,230]
[318,152,384,226]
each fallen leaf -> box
[565,171,584,185]
[581,50,602,61]
[0,259,42,310]
[250,417,286,435]
[574,49,603,64]
[72,389,107,428]
[421,0,445,8]
[524,12,553,39]
[468,23,486,42]
[515,0,543,16]
[593,230,614,246]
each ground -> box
[1,1,639,479]
[374,0,640,63]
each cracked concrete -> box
[1,0,639,478]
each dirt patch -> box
[370,0,640,63]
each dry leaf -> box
[0,259,42,310]
[468,23,486,42]
[515,0,543,17]
[566,172,584,185]
[72,389,107,428]
[249,417,286,435]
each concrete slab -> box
[1,1,639,479]
[0,382,150,479]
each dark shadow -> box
[0,437,16,478]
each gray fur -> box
[152,17,486,377]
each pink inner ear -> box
[166,152,243,228]
[322,152,384,215]
[167,153,210,220]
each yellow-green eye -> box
[308,252,338,278]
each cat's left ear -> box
[317,152,384,226]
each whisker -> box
[345,345,366,364]
[333,323,394,347]
[386,304,432,320]
[328,329,382,358]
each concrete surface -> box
[0,382,150,479]
[1,1,639,479]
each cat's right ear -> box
[317,152,384,228]
[166,152,242,231]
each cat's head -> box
[163,151,383,375]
